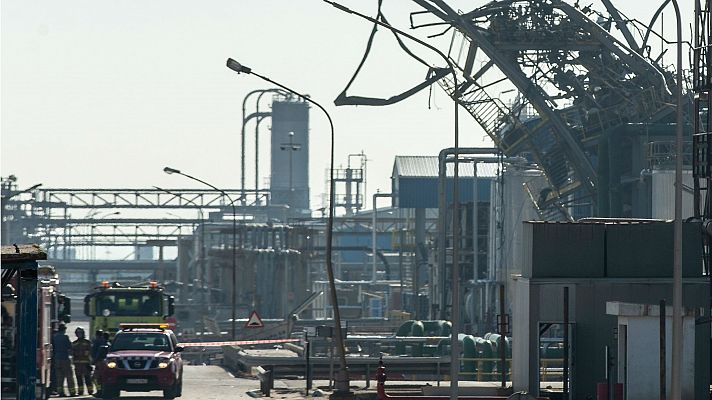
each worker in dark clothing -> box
[52,323,76,396]
[72,327,93,396]
[91,329,107,396]
[90,330,107,363]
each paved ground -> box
[60,320,314,399]
[62,365,312,399]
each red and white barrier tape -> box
[179,338,301,347]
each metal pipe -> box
[254,89,287,191]
[660,299,666,400]
[241,89,267,204]
[563,286,569,399]
[670,2,683,399]
[499,284,506,388]
[437,148,498,321]
[372,192,393,282]
[473,163,479,284]
[439,153,500,331]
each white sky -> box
[1,0,695,211]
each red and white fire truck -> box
[1,265,71,399]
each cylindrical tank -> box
[475,336,494,381]
[410,321,425,356]
[462,335,477,381]
[394,320,415,355]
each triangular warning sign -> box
[245,310,264,328]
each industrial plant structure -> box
[2,0,711,398]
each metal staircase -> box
[421,0,679,219]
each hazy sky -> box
[1,0,694,210]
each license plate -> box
[126,378,148,384]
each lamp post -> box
[163,167,239,340]
[669,1,683,398]
[153,186,208,336]
[319,3,462,397]
[226,57,351,393]
[630,1,684,397]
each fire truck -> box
[83,281,175,338]
[1,265,71,399]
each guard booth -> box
[2,244,44,400]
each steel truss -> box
[34,188,269,210]
[2,185,272,252]
[335,0,687,219]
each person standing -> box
[90,329,107,363]
[71,327,93,396]
[90,329,107,396]
[52,323,76,397]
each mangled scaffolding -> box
[335,0,686,220]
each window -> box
[111,333,172,352]
[94,292,162,317]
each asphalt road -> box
[61,364,309,399]
[60,320,312,399]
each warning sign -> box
[245,310,264,328]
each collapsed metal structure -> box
[336,0,686,219]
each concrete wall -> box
[618,315,696,400]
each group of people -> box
[51,324,110,397]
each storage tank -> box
[270,98,310,215]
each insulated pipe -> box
[241,89,269,203]
[254,89,288,191]
[372,192,393,282]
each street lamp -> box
[87,211,120,259]
[163,167,239,340]
[154,186,208,338]
[226,57,351,393]
[319,3,463,397]
[665,1,684,398]
[642,1,684,398]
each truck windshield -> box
[94,292,161,317]
[111,332,171,352]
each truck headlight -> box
[106,361,117,369]
[158,361,169,369]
